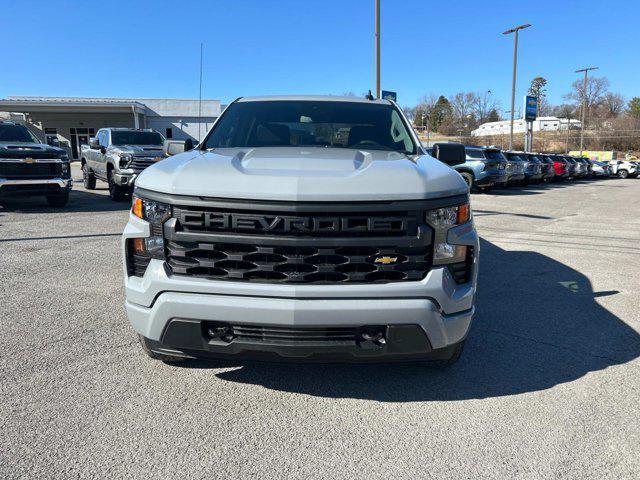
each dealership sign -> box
[524,95,538,121]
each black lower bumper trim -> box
[0,183,71,197]
[150,318,449,363]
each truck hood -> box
[0,142,65,156]
[136,146,468,202]
[111,144,164,155]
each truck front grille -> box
[130,157,160,173]
[158,198,442,285]
[166,241,431,284]
[0,162,63,179]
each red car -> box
[548,154,569,180]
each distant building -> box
[0,96,222,159]
[471,116,581,137]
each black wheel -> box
[138,335,185,362]
[82,162,96,189]
[617,169,629,179]
[46,193,69,207]
[459,172,474,191]
[107,169,127,201]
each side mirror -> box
[100,146,106,155]
[89,137,99,149]
[430,143,466,166]
[163,138,194,156]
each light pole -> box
[375,0,381,98]
[575,66,598,156]
[503,23,531,150]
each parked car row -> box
[450,145,636,192]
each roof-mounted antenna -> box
[365,90,374,101]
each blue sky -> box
[2,0,638,111]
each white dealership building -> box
[0,96,222,159]
[471,116,582,137]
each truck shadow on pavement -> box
[197,238,640,401]
[0,188,130,214]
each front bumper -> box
[0,178,72,197]
[123,214,479,361]
[113,172,137,187]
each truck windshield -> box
[203,100,416,154]
[111,131,163,146]
[0,124,39,143]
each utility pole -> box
[503,24,531,150]
[575,66,598,157]
[375,0,381,98]
[198,43,204,143]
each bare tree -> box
[448,92,476,120]
[564,76,609,107]
[602,92,626,118]
[473,91,500,124]
[553,103,577,119]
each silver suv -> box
[122,96,479,365]
[80,128,165,200]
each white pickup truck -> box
[80,128,166,200]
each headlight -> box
[425,203,470,264]
[131,196,171,260]
[119,153,133,168]
[426,204,470,227]
[61,162,70,175]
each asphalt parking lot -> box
[1,164,639,479]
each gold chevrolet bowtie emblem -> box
[24,157,35,164]
[374,256,398,265]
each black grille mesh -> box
[166,241,431,284]
[0,162,62,178]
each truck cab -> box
[80,128,166,200]
[0,121,72,207]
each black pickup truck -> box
[0,122,72,207]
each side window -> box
[466,150,484,159]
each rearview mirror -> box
[430,143,466,166]
[163,138,194,156]
[89,137,99,149]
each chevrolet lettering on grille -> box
[179,212,414,234]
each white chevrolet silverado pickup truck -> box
[80,128,165,200]
[122,96,479,365]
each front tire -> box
[82,163,96,190]
[459,172,474,191]
[108,169,127,201]
[46,193,69,208]
[138,335,185,362]
[617,169,629,179]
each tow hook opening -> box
[205,324,235,343]
[357,326,387,348]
